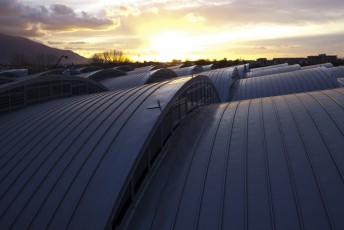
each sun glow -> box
[149,31,201,62]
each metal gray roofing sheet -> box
[246,64,301,78]
[0,75,219,229]
[99,68,177,91]
[77,66,103,73]
[249,63,288,72]
[121,87,344,230]
[78,68,127,81]
[338,77,344,87]
[302,63,334,70]
[329,66,344,79]
[231,68,340,101]
[203,67,235,102]
[173,65,204,77]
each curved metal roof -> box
[0,75,219,229]
[121,88,344,230]
[338,78,344,87]
[30,69,81,78]
[249,63,288,72]
[202,64,214,71]
[78,68,127,81]
[0,75,108,113]
[77,66,103,73]
[173,65,204,77]
[127,65,156,74]
[231,68,340,101]
[203,67,236,102]
[329,66,344,79]
[99,68,178,91]
[235,64,249,78]
[114,65,136,72]
[302,63,334,70]
[0,69,28,78]
[0,76,17,85]
[246,64,301,78]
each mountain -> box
[0,33,88,65]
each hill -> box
[0,33,88,65]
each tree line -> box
[91,50,132,64]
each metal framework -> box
[230,68,340,101]
[0,75,219,229]
[0,75,108,112]
[121,88,344,230]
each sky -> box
[0,0,344,62]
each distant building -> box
[307,54,338,65]
[272,57,307,65]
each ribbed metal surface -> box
[0,76,17,85]
[99,68,177,91]
[78,68,127,81]
[249,63,288,72]
[0,75,108,113]
[173,65,204,77]
[77,66,103,73]
[246,64,301,78]
[202,64,214,71]
[122,88,344,230]
[203,67,236,102]
[302,63,334,70]
[329,66,344,79]
[231,68,340,101]
[338,78,344,87]
[236,64,250,78]
[0,75,219,230]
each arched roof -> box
[0,75,219,229]
[121,88,344,230]
[249,63,288,72]
[235,64,250,78]
[173,65,204,77]
[231,68,340,101]
[202,64,214,71]
[338,78,344,87]
[30,69,81,78]
[99,68,178,91]
[114,65,136,72]
[0,69,28,78]
[127,65,156,74]
[203,67,236,102]
[0,75,108,113]
[78,68,127,81]
[77,66,103,73]
[302,63,334,70]
[245,64,301,78]
[329,66,344,79]
[0,76,17,85]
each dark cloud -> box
[0,0,118,37]
[69,41,87,45]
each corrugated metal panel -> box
[78,68,127,81]
[236,64,249,78]
[246,64,301,78]
[122,88,344,230]
[231,68,340,101]
[338,78,344,87]
[173,65,204,77]
[329,66,344,79]
[249,63,288,72]
[0,76,17,85]
[0,75,108,113]
[77,66,103,73]
[99,68,177,91]
[203,67,236,102]
[0,75,219,230]
[302,63,334,70]
[202,64,214,71]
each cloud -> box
[184,13,206,23]
[118,5,141,17]
[0,0,119,37]
[48,41,64,45]
[69,41,87,45]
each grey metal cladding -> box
[0,75,108,113]
[0,75,219,230]
[203,67,235,102]
[79,68,127,81]
[77,66,103,73]
[329,66,344,79]
[99,68,177,91]
[172,65,204,77]
[302,63,334,70]
[246,64,301,78]
[338,78,344,87]
[122,88,344,230]
[231,68,340,101]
